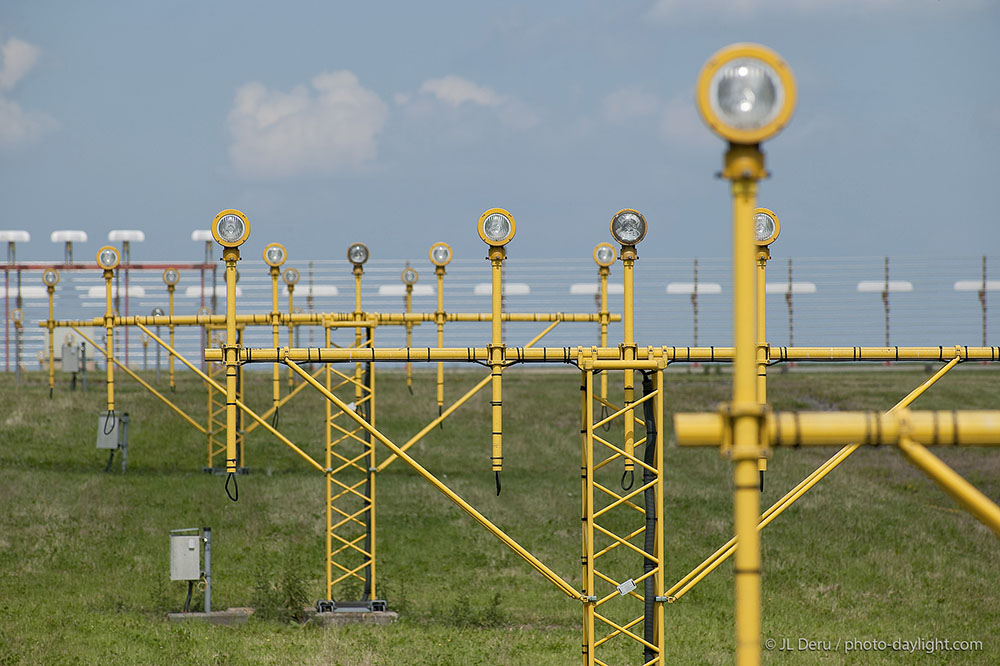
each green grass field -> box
[1,364,998,664]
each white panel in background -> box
[569,283,624,295]
[666,282,722,295]
[857,280,913,293]
[765,281,817,295]
[954,280,1000,292]
[473,283,530,296]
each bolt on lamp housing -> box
[263,242,287,267]
[211,209,251,248]
[753,207,780,246]
[401,267,418,285]
[347,243,369,266]
[162,268,180,286]
[696,43,796,144]
[429,242,453,267]
[97,246,121,270]
[478,208,516,246]
[42,269,60,287]
[610,209,647,246]
[282,267,300,286]
[593,243,617,267]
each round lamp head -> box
[151,307,165,317]
[429,242,453,267]
[65,333,75,346]
[211,209,251,248]
[141,332,150,344]
[97,246,121,270]
[610,209,647,246]
[11,308,24,324]
[282,267,300,286]
[477,208,516,246]
[162,267,180,286]
[347,242,369,266]
[753,207,780,246]
[42,269,60,287]
[593,243,617,267]
[697,43,796,144]
[263,242,287,267]
[401,267,419,285]
[197,306,212,317]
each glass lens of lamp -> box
[285,269,299,284]
[217,214,245,244]
[12,310,23,323]
[612,212,645,245]
[432,245,450,264]
[754,212,776,242]
[152,307,165,316]
[266,246,284,265]
[403,269,417,284]
[43,271,57,285]
[483,213,511,243]
[99,249,117,268]
[348,244,368,264]
[165,269,178,284]
[710,58,783,130]
[198,306,211,316]
[596,246,615,265]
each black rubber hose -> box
[183,580,193,612]
[641,372,658,664]
[104,450,115,473]
[225,472,238,502]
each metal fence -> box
[4,254,996,371]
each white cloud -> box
[647,0,988,21]
[403,75,540,130]
[227,70,388,179]
[419,76,503,108]
[602,86,660,124]
[0,37,56,148]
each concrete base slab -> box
[167,607,253,626]
[305,609,398,626]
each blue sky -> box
[1,1,998,267]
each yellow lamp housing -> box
[593,243,617,267]
[282,267,300,286]
[478,208,516,246]
[429,242,453,267]
[401,266,419,285]
[97,246,121,270]
[610,209,647,246]
[11,308,24,324]
[347,242,369,266]
[696,43,796,145]
[263,242,287,268]
[211,209,251,248]
[42,269,60,287]
[162,267,180,285]
[753,207,780,246]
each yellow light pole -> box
[212,208,251,493]
[753,208,780,490]
[282,267,299,391]
[347,241,370,408]
[97,246,123,414]
[41,269,60,398]
[163,268,180,390]
[429,242,452,416]
[610,209,647,488]
[12,307,24,383]
[478,208,516,495]
[401,265,418,392]
[593,243,616,404]
[264,243,287,416]
[697,42,796,666]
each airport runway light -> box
[212,208,250,481]
[282,267,300,287]
[163,268,180,286]
[11,308,24,325]
[402,266,418,286]
[753,207,780,246]
[160,269,178,389]
[264,242,287,268]
[97,246,121,272]
[593,243,616,268]
[429,242,452,412]
[347,242,369,267]
[610,209,646,248]
[478,207,516,494]
[42,269,60,288]
[752,207,780,488]
[593,243,616,403]
[43,270,60,397]
[697,43,796,666]
[264,243,287,410]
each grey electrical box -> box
[170,532,202,581]
[96,411,120,450]
[62,344,79,373]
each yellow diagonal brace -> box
[593,524,655,562]
[135,322,325,473]
[285,356,584,601]
[591,434,657,475]
[594,526,646,559]
[245,365,324,434]
[71,326,207,434]
[594,615,645,648]
[592,389,657,431]
[593,479,657,519]
[592,482,644,514]
[593,612,659,653]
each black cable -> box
[225,472,238,502]
[600,404,611,432]
[103,410,115,435]
[183,580,193,612]
[640,372,658,665]
[495,471,501,496]
[760,470,765,492]
[438,405,443,429]
[621,469,634,491]
[407,383,414,395]
[104,450,115,473]
[271,407,279,429]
